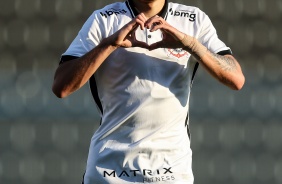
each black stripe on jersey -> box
[185,114,191,139]
[158,0,169,19]
[125,0,135,18]
[60,55,79,64]
[126,0,169,19]
[89,75,103,115]
[217,49,233,56]
[191,62,199,83]
[81,172,85,184]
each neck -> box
[131,0,166,18]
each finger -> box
[133,40,150,49]
[120,22,138,40]
[136,19,145,30]
[145,15,164,29]
[136,13,147,30]
[123,14,145,36]
[123,20,139,34]
[145,15,160,25]
[138,13,147,22]
[149,41,164,50]
[150,23,166,32]
[127,14,146,31]
[152,24,185,42]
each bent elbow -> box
[52,84,69,98]
[53,91,68,98]
[52,88,65,98]
[232,74,245,90]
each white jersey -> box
[62,0,231,183]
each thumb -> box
[148,41,164,50]
[133,40,150,49]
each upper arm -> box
[62,12,103,61]
[197,11,231,55]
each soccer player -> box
[52,0,245,183]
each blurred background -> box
[0,0,281,184]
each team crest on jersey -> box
[167,48,189,59]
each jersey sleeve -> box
[197,12,231,54]
[61,12,104,59]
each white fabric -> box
[63,1,230,183]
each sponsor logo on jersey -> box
[143,175,175,183]
[103,167,175,182]
[167,48,189,59]
[100,8,127,18]
[169,8,196,22]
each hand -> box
[107,13,150,49]
[144,15,186,50]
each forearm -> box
[182,35,245,90]
[52,39,117,98]
[199,51,245,90]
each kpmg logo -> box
[103,167,175,182]
[169,8,196,21]
[100,8,127,18]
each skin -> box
[52,0,245,98]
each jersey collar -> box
[126,0,168,19]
